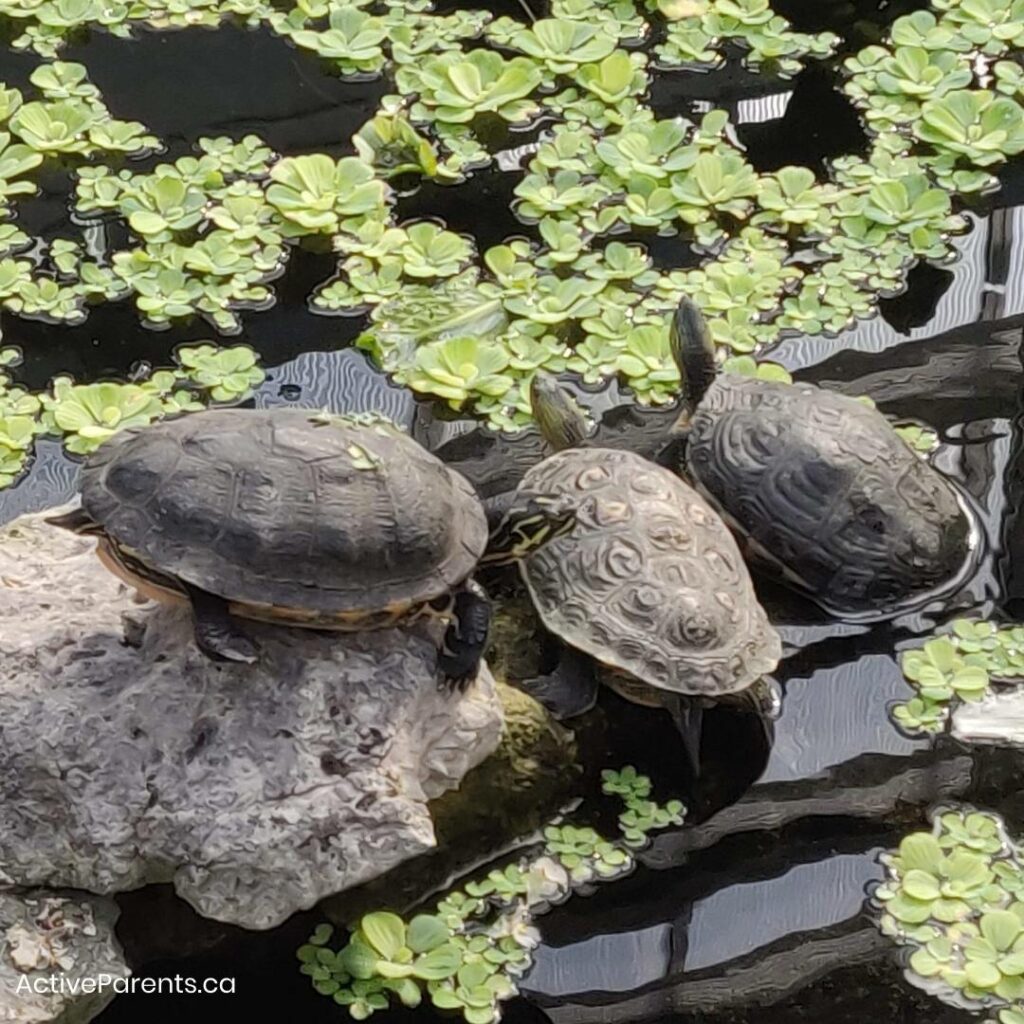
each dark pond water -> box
[3,4,1024,1022]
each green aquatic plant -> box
[40,379,170,454]
[0,414,37,488]
[916,90,1024,167]
[933,0,1024,55]
[10,99,94,153]
[197,134,274,175]
[614,324,680,405]
[873,808,1024,1016]
[501,19,618,76]
[266,154,390,238]
[289,7,388,76]
[404,50,543,126]
[299,766,685,1023]
[891,621,1024,737]
[175,344,265,403]
[407,336,513,406]
[895,423,939,454]
[0,133,43,202]
[123,174,207,240]
[353,113,439,180]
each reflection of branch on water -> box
[647,753,972,863]
[537,926,888,1024]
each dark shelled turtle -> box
[484,375,782,729]
[671,298,973,615]
[49,408,491,686]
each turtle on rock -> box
[482,373,782,735]
[670,297,973,616]
[49,408,492,687]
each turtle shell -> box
[80,408,487,614]
[514,448,781,697]
[685,375,971,613]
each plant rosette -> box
[174,344,265,403]
[40,378,170,455]
[874,808,1024,1015]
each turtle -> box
[482,373,782,737]
[669,297,973,615]
[48,407,494,687]
[434,386,684,524]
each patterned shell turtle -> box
[49,408,491,686]
[670,297,973,615]
[483,374,782,726]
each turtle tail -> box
[670,297,718,418]
[46,508,103,534]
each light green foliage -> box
[0,0,1018,441]
[289,6,388,75]
[653,0,837,74]
[0,349,40,487]
[0,344,264,468]
[401,49,543,127]
[891,621,1024,736]
[266,154,390,238]
[175,344,265,402]
[895,422,939,454]
[353,113,440,180]
[875,808,1024,1015]
[299,766,685,1023]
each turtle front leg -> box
[520,644,599,719]
[438,579,491,692]
[183,582,259,665]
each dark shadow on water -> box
[878,262,955,336]
[736,65,868,174]
[6,246,352,389]
[64,25,387,157]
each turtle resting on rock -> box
[670,297,973,615]
[49,408,492,687]
[483,374,782,730]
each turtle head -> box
[482,493,577,567]
[530,373,590,452]
[670,297,718,417]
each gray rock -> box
[0,890,127,1024]
[952,687,1024,746]
[0,508,503,929]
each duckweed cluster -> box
[890,620,1024,737]
[874,808,1024,1018]
[0,0,1019,436]
[297,766,684,1024]
[0,343,264,482]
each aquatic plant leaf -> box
[359,913,407,961]
[406,916,450,954]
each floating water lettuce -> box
[40,379,170,454]
[266,154,390,237]
[891,621,1024,736]
[299,766,684,1023]
[175,344,265,403]
[874,808,1024,1017]
[404,50,543,126]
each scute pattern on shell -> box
[80,409,487,612]
[685,376,971,612]
[516,448,781,696]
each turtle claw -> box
[184,582,259,666]
[519,646,598,720]
[195,624,259,665]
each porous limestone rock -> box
[0,890,127,1024]
[0,508,503,930]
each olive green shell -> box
[513,448,781,696]
[80,408,487,613]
